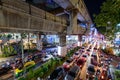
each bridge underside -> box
[0,0,66,34]
[0,0,92,35]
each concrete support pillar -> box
[0,46,2,54]
[36,33,42,51]
[78,34,82,47]
[86,36,89,44]
[58,34,67,57]
[68,11,78,34]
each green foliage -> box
[115,70,120,79]
[0,34,2,39]
[25,64,35,72]
[1,45,17,57]
[18,77,27,80]
[102,47,114,55]
[118,53,120,57]
[26,70,34,80]
[94,0,120,37]
[21,33,27,39]
[82,43,88,47]
[7,34,12,40]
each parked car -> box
[64,65,80,80]
[48,67,64,80]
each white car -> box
[42,55,54,62]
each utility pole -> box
[20,33,25,77]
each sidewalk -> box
[108,65,116,80]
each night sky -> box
[84,0,105,21]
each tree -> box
[7,34,12,41]
[94,0,120,37]
[21,33,27,39]
[0,34,2,39]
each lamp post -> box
[106,21,111,39]
[106,21,111,32]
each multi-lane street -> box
[0,41,119,80]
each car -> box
[42,55,54,62]
[86,52,90,56]
[116,63,120,70]
[76,58,85,68]
[91,53,97,60]
[96,68,101,75]
[100,54,103,58]
[91,57,98,66]
[81,54,87,61]
[48,67,64,80]
[86,64,95,80]
[63,59,73,71]
[100,70,107,80]
[106,58,112,64]
[108,75,112,80]
[0,64,12,76]
[86,49,90,52]
[98,61,103,67]
[0,67,10,75]
[82,54,87,58]
[89,46,92,49]
[81,47,85,49]
[81,50,85,53]
[103,64,108,71]
[94,47,97,50]
[15,61,35,78]
[66,58,73,63]
[64,65,80,80]
[73,52,79,59]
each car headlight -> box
[15,72,18,75]
[92,75,95,77]
[87,73,89,75]
[64,76,67,80]
[101,76,104,79]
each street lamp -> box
[106,21,111,38]
[106,21,111,32]
[107,21,111,25]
